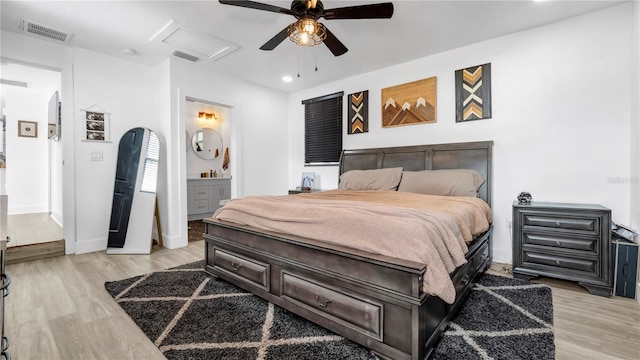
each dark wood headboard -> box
[339,141,493,206]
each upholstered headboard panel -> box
[339,141,493,206]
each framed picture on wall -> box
[455,63,492,122]
[18,120,38,138]
[82,108,111,141]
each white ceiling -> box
[0,0,626,93]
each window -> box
[140,131,160,193]
[302,91,344,165]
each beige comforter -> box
[212,190,492,304]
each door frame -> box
[175,90,239,248]
[0,56,73,253]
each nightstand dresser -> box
[512,201,612,296]
[288,187,323,194]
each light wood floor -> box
[5,242,640,359]
[7,212,63,247]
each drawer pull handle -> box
[314,295,332,308]
[555,221,561,227]
[555,260,561,266]
[555,241,561,246]
[1,273,11,297]
[461,274,471,287]
[230,262,242,271]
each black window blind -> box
[302,91,343,164]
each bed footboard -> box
[203,219,492,360]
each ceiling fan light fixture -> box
[288,18,326,47]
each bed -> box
[203,140,493,360]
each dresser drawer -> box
[523,214,598,234]
[513,201,612,296]
[281,272,382,340]
[213,249,270,291]
[193,199,209,213]
[522,233,598,253]
[194,186,209,200]
[452,241,489,297]
[523,250,597,274]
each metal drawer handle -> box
[555,260,561,266]
[230,262,242,271]
[314,295,332,308]
[461,274,471,287]
[555,241,561,246]
[555,221,561,227]
[1,274,11,297]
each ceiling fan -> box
[219,0,394,56]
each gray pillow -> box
[397,169,485,197]
[338,167,403,191]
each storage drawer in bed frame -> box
[281,271,384,340]
[203,220,492,360]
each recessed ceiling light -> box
[282,76,293,82]
[124,48,138,56]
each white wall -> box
[4,88,50,213]
[631,0,640,304]
[185,101,231,179]
[2,32,289,254]
[72,47,164,254]
[50,75,63,226]
[288,4,635,264]
[1,30,77,253]
[631,0,640,231]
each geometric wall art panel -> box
[348,90,368,134]
[455,63,492,122]
[381,76,437,128]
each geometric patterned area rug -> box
[432,274,554,360]
[105,261,554,360]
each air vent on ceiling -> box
[21,19,74,43]
[151,20,240,63]
[172,50,199,62]
[0,79,29,88]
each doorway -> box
[0,61,64,256]
[184,97,234,241]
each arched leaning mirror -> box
[192,128,223,160]
[107,127,160,254]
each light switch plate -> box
[91,151,103,161]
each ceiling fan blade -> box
[322,26,348,56]
[219,0,293,16]
[323,3,394,19]
[260,26,290,51]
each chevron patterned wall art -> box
[347,90,368,134]
[455,63,492,122]
[381,76,437,128]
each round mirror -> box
[191,128,223,160]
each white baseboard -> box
[75,237,107,254]
[50,211,63,227]
[162,233,188,249]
